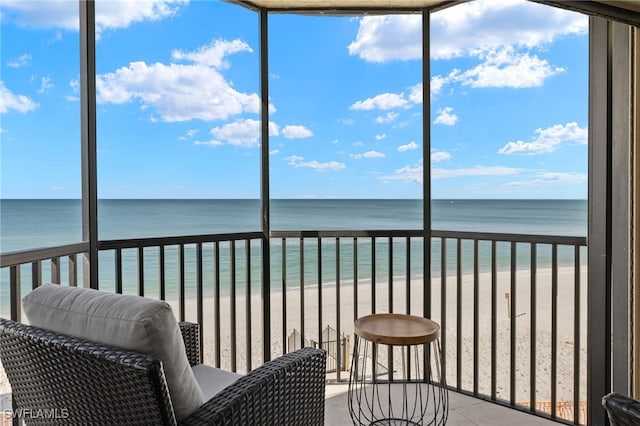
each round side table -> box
[347,313,448,426]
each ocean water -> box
[0,199,587,251]
[0,199,587,300]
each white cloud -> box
[460,48,563,88]
[375,134,387,141]
[348,0,586,63]
[193,140,222,147]
[498,122,587,155]
[270,149,280,155]
[408,83,423,104]
[96,38,259,122]
[0,0,188,37]
[281,125,313,139]
[434,107,458,125]
[375,112,399,124]
[37,77,53,94]
[430,76,447,96]
[352,83,425,115]
[353,141,364,147]
[172,39,252,69]
[7,54,31,68]
[430,149,451,162]
[506,171,587,186]
[348,15,422,62]
[285,155,346,171]
[433,165,521,179]
[350,150,386,159]
[350,93,408,110]
[178,129,198,140]
[384,164,424,183]
[195,118,279,148]
[0,81,39,113]
[381,163,520,184]
[397,141,419,152]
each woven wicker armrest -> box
[0,318,177,426]
[182,347,327,426]
[179,321,201,366]
[603,392,640,425]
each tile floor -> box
[325,384,561,425]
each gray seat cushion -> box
[22,284,205,421]
[192,364,243,401]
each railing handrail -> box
[0,229,587,268]
[98,231,265,250]
[272,229,587,246]
[431,229,587,246]
[0,242,89,268]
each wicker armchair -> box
[0,318,327,425]
[602,392,640,426]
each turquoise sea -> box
[0,199,587,303]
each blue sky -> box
[0,0,588,199]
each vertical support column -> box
[588,17,611,426]
[259,7,271,363]
[611,21,632,396]
[588,17,612,426]
[79,0,98,289]
[634,28,640,400]
[587,16,635,424]
[422,8,432,383]
[422,9,431,320]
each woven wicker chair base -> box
[0,318,326,426]
[602,392,640,426]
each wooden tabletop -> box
[354,313,440,345]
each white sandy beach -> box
[0,265,587,419]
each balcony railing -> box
[0,229,587,425]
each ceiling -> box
[226,0,640,25]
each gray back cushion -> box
[22,284,205,421]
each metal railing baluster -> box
[246,239,252,372]
[51,257,60,284]
[473,239,479,394]
[214,241,221,368]
[69,254,77,287]
[178,244,185,321]
[491,240,497,401]
[32,261,41,289]
[441,237,447,384]
[510,242,517,405]
[137,247,144,297]
[115,248,123,294]
[300,237,305,346]
[197,242,204,364]
[551,243,558,418]
[159,246,165,301]
[573,245,581,425]
[456,238,462,391]
[282,238,287,354]
[230,241,236,372]
[530,243,537,412]
[317,237,322,356]
[336,237,341,381]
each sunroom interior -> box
[1,0,640,425]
